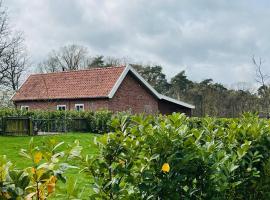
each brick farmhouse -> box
[12,66,194,115]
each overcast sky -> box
[5,0,270,87]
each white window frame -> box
[75,104,84,111]
[57,105,66,111]
[20,105,29,111]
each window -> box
[75,104,84,111]
[57,105,66,111]
[21,105,29,111]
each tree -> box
[253,56,268,87]
[131,64,169,94]
[0,1,28,92]
[2,34,27,91]
[87,55,105,68]
[39,44,87,72]
[87,55,126,68]
[252,55,270,117]
[170,71,192,100]
[104,56,122,67]
[0,0,29,108]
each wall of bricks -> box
[14,72,191,115]
[15,99,109,111]
[109,72,159,114]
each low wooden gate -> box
[2,117,33,136]
[1,117,89,135]
[32,118,88,134]
[32,119,68,133]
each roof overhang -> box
[12,96,109,102]
[109,65,195,109]
[159,94,195,109]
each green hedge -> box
[88,113,270,199]
[0,108,113,134]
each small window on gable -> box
[21,106,29,111]
[75,104,84,111]
[57,105,66,111]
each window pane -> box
[75,104,84,111]
[57,105,66,111]
[21,106,29,111]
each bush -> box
[0,108,114,134]
[87,113,270,199]
[0,138,82,199]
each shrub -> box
[0,138,82,199]
[0,108,114,134]
[87,113,270,199]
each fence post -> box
[1,117,5,135]
[29,117,33,135]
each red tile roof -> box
[12,66,126,101]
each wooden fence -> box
[0,117,88,136]
[1,117,33,136]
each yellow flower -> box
[162,163,170,173]
[47,176,57,194]
[47,183,55,194]
[31,167,36,174]
[49,176,57,184]
[34,152,43,164]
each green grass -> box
[0,133,100,199]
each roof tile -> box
[12,66,126,101]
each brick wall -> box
[109,72,159,114]
[15,99,109,111]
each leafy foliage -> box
[0,138,82,199]
[0,108,113,134]
[87,113,270,199]
[2,112,270,199]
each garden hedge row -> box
[1,111,270,199]
[88,113,270,199]
[0,108,113,134]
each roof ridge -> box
[31,65,126,76]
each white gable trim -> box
[108,66,130,98]
[109,65,195,109]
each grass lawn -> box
[0,133,100,199]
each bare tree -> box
[3,33,27,91]
[105,56,122,67]
[0,0,13,84]
[0,0,28,97]
[252,55,270,117]
[38,53,60,73]
[252,56,269,87]
[39,44,87,72]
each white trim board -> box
[109,65,195,109]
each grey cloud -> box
[5,0,270,86]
